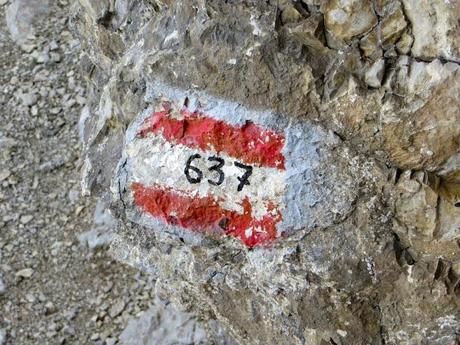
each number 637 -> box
[184,154,253,192]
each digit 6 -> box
[184,154,203,184]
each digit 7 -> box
[234,162,253,192]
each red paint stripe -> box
[132,182,282,248]
[138,102,285,169]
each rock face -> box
[325,0,377,46]
[402,0,460,62]
[72,0,460,344]
[119,298,237,345]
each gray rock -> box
[19,214,33,224]
[364,58,385,88]
[325,0,377,45]
[32,51,50,64]
[108,300,125,318]
[0,170,11,182]
[73,0,460,344]
[25,293,36,303]
[402,0,460,61]
[20,42,36,53]
[15,268,34,278]
[45,301,56,315]
[78,201,116,250]
[49,40,59,51]
[6,0,49,44]
[62,325,76,336]
[50,52,61,63]
[0,276,6,295]
[19,92,38,107]
[119,299,234,345]
[105,338,116,345]
[78,228,114,250]
[0,329,5,345]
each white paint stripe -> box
[125,134,286,220]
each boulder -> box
[72,1,460,343]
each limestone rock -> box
[72,0,460,344]
[6,0,49,44]
[359,2,407,58]
[402,0,460,62]
[395,31,413,55]
[394,172,437,239]
[360,29,381,59]
[119,298,236,345]
[382,60,460,170]
[325,0,377,46]
[364,58,385,88]
[16,268,34,278]
[78,200,116,250]
[380,2,407,48]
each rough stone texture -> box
[402,0,460,62]
[78,200,116,250]
[119,298,237,345]
[72,0,460,344]
[325,0,377,46]
[0,1,161,343]
[6,0,49,44]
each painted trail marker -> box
[116,81,355,248]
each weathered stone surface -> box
[364,58,385,88]
[6,0,49,44]
[325,0,377,46]
[380,2,406,48]
[394,171,437,239]
[78,200,116,250]
[382,61,460,170]
[72,0,460,343]
[402,0,460,62]
[119,298,236,345]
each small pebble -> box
[33,52,50,64]
[16,268,34,278]
[105,338,116,345]
[0,170,11,182]
[109,300,126,318]
[45,301,56,315]
[20,215,34,224]
[20,93,38,107]
[50,52,61,63]
[20,43,36,53]
[49,40,59,51]
[25,293,36,303]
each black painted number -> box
[184,154,253,192]
[184,153,203,184]
[234,162,253,191]
[207,156,225,186]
